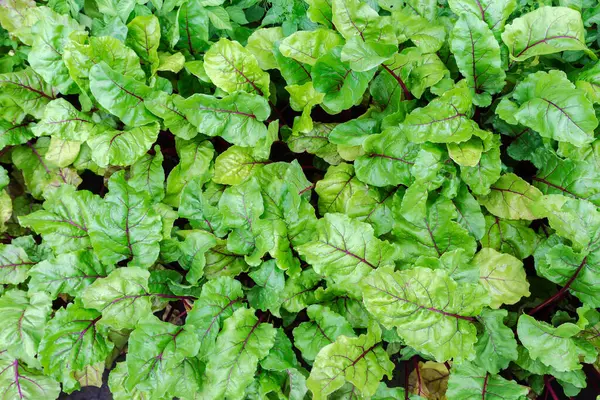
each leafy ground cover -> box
[0,0,600,399]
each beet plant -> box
[0,0,599,399]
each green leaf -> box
[517,314,597,372]
[392,197,477,262]
[532,150,600,205]
[0,67,57,119]
[0,354,60,400]
[219,178,274,265]
[64,35,146,100]
[446,362,529,400]
[177,0,209,56]
[307,326,393,399]
[144,91,198,140]
[125,315,199,396]
[179,178,227,237]
[315,163,361,215]
[204,38,270,97]
[28,250,112,298]
[362,266,490,362]
[247,260,285,314]
[0,243,35,285]
[480,215,538,259]
[32,98,94,141]
[507,70,598,147]
[297,213,398,289]
[280,268,321,313]
[450,14,505,106]
[19,184,94,252]
[109,361,154,400]
[126,15,161,76]
[286,122,342,165]
[200,307,277,400]
[460,138,502,196]
[452,184,486,240]
[312,47,376,114]
[88,171,162,268]
[475,309,518,374]
[477,173,542,220]
[392,8,446,53]
[536,243,600,307]
[213,146,268,185]
[292,305,355,363]
[355,127,419,187]
[186,276,244,359]
[89,62,157,127]
[175,92,270,146]
[472,248,530,308]
[87,122,160,168]
[95,0,136,22]
[81,267,153,330]
[12,139,82,200]
[178,230,217,284]
[128,145,165,204]
[448,0,516,35]
[164,138,214,207]
[279,29,344,66]
[39,301,113,387]
[27,7,82,94]
[158,52,186,73]
[502,6,593,61]
[403,84,483,143]
[260,328,299,371]
[378,48,447,100]
[332,0,397,71]
[0,290,51,366]
[246,27,284,70]
[0,121,33,151]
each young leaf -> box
[362,266,490,362]
[296,213,398,291]
[475,309,518,374]
[88,171,162,268]
[292,305,355,363]
[446,362,529,400]
[28,250,112,298]
[39,301,113,387]
[204,38,270,97]
[450,14,505,106]
[200,307,277,399]
[175,92,270,146]
[507,70,598,147]
[472,248,530,308]
[0,354,60,400]
[89,62,157,127]
[502,6,593,61]
[517,314,597,372]
[125,315,200,396]
[477,173,542,220]
[403,84,483,143]
[81,267,153,330]
[126,15,161,76]
[0,290,51,366]
[307,326,393,399]
[0,243,35,285]
[185,276,244,359]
